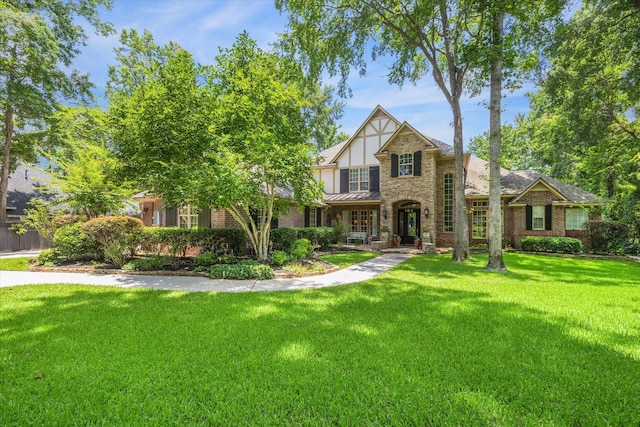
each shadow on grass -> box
[0,255,639,424]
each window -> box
[349,168,369,192]
[308,208,317,228]
[472,210,487,239]
[444,173,454,232]
[532,205,545,230]
[350,210,371,234]
[152,210,161,226]
[472,200,489,207]
[566,208,588,230]
[178,205,198,229]
[399,153,413,176]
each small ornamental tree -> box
[109,32,323,261]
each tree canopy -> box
[108,32,323,260]
[0,0,113,222]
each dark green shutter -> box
[413,151,422,176]
[198,206,211,228]
[304,207,310,227]
[165,207,177,227]
[545,205,552,230]
[316,208,322,227]
[525,205,532,230]
[369,166,380,192]
[340,169,349,193]
[391,154,399,177]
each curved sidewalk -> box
[0,253,412,293]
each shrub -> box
[121,256,166,271]
[290,238,314,261]
[142,228,246,260]
[623,240,640,256]
[296,227,335,250]
[270,228,298,252]
[585,221,630,254]
[217,253,237,264]
[520,236,584,253]
[194,252,217,267]
[37,248,60,266]
[270,250,288,267]
[53,222,102,261]
[207,263,274,280]
[190,228,245,256]
[82,217,145,267]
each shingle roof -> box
[463,154,601,204]
[6,164,55,217]
[316,140,348,166]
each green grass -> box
[0,257,30,271]
[1,253,639,425]
[319,251,381,268]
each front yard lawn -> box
[319,251,381,268]
[0,257,30,271]
[1,253,639,425]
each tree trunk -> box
[451,100,470,262]
[485,9,507,272]
[0,107,14,224]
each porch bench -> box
[346,231,368,244]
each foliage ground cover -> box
[1,253,639,425]
[0,257,30,271]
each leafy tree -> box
[44,106,136,218]
[469,114,540,171]
[472,0,566,271]
[276,0,491,261]
[0,0,113,223]
[483,1,638,235]
[304,85,346,150]
[108,32,323,261]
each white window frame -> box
[566,208,588,230]
[399,153,413,176]
[349,167,369,192]
[178,205,198,229]
[532,205,545,230]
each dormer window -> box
[349,168,369,192]
[399,153,413,176]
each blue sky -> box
[76,0,538,147]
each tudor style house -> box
[135,105,601,249]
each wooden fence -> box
[0,223,50,252]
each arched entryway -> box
[396,201,421,245]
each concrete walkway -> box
[0,253,412,293]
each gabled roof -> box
[464,156,601,205]
[317,105,400,166]
[376,121,441,154]
[5,163,56,217]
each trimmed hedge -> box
[520,236,584,253]
[584,221,629,254]
[142,228,246,259]
[271,227,334,252]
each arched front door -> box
[397,202,420,245]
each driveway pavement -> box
[0,253,412,293]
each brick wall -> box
[379,133,440,244]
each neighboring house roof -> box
[5,163,55,218]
